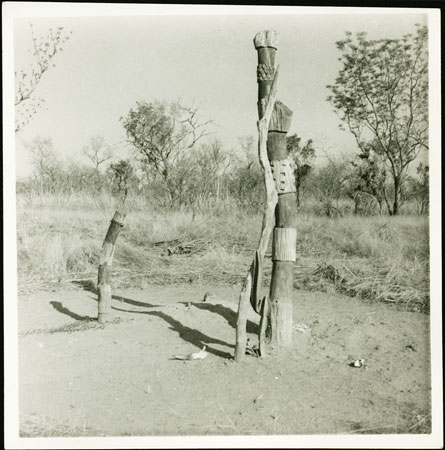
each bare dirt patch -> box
[18,284,431,436]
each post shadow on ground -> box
[49,301,94,321]
[72,279,159,308]
[191,302,258,334]
[112,295,161,309]
[113,306,234,359]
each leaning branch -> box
[234,67,279,362]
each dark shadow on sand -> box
[49,301,94,321]
[112,295,161,309]
[191,302,258,334]
[72,280,159,308]
[113,306,233,359]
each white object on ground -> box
[293,323,309,334]
[353,359,365,368]
[174,346,208,361]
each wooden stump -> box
[235,269,252,361]
[97,211,125,323]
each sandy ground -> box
[18,284,431,436]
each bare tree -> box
[195,139,233,202]
[315,151,352,217]
[83,136,114,174]
[15,24,72,133]
[227,136,264,210]
[28,136,63,193]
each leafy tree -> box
[107,159,135,206]
[83,135,114,174]
[327,25,428,215]
[286,134,315,206]
[120,100,212,206]
[15,24,72,133]
[347,141,388,214]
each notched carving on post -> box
[270,159,296,194]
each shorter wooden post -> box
[97,211,125,323]
[235,270,252,361]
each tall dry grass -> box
[16,193,429,312]
[294,214,429,311]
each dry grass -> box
[293,215,429,312]
[347,406,432,434]
[20,413,101,437]
[16,193,429,312]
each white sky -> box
[13,8,428,178]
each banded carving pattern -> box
[257,64,275,81]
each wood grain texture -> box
[269,261,294,346]
[272,227,297,262]
[258,295,271,356]
[97,211,125,323]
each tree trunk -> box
[97,211,125,323]
[295,177,301,207]
[254,31,295,348]
[383,186,393,216]
[392,176,400,215]
[377,198,383,215]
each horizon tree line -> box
[16,24,429,216]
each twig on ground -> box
[217,400,239,433]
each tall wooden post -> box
[254,30,296,347]
[97,211,125,323]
